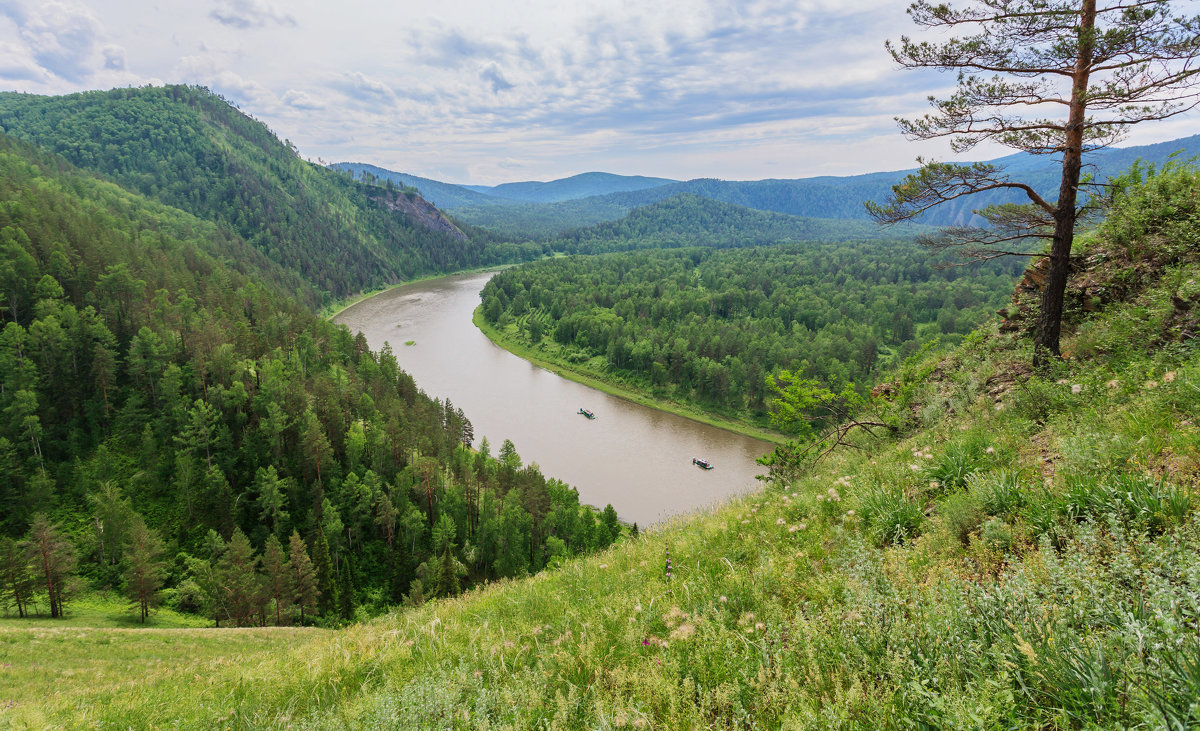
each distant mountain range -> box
[336,135,1200,237]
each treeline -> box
[481,245,1020,425]
[0,133,622,624]
[0,85,541,303]
[548,193,906,253]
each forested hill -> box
[447,134,1200,236]
[330,163,506,209]
[0,131,622,624]
[0,86,531,301]
[478,172,677,203]
[548,193,923,254]
[594,135,1200,225]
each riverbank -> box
[321,264,517,320]
[473,307,786,445]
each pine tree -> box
[312,525,336,617]
[286,530,318,625]
[434,544,461,598]
[24,514,76,618]
[217,528,259,627]
[123,515,166,623]
[0,536,34,617]
[260,533,290,626]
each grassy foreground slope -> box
[12,165,1200,728]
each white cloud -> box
[0,0,1194,184]
[281,88,324,110]
[209,0,295,29]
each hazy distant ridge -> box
[383,134,1200,235]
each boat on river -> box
[692,457,714,470]
[578,408,596,419]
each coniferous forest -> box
[480,244,1021,426]
[0,93,620,628]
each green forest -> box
[0,121,622,627]
[0,86,542,303]
[480,244,1021,426]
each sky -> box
[0,0,1198,186]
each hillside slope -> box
[450,135,1200,237]
[0,86,504,300]
[329,162,507,209]
[0,131,618,632]
[475,172,677,203]
[16,166,1200,727]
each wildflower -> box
[985,446,995,454]
[473,670,483,678]
[995,403,1005,411]
[1106,379,1120,388]
[641,638,649,646]
[929,480,940,490]
[1146,380,1159,389]
[776,518,786,525]
[846,510,856,517]
[1071,384,1083,394]
[924,452,934,460]
[634,718,648,729]
[909,463,921,471]
[719,595,728,603]
[634,603,642,612]
[1163,371,1177,383]
[670,623,696,641]
[741,519,750,524]
[754,622,765,632]
[1056,378,1069,385]
[599,563,608,569]
[826,487,841,501]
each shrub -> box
[939,491,986,546]
[980,518,1013,551]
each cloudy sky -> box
[1,0,1197,185]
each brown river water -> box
[333,271,774,526]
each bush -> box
[939,491,986,546]
[980,518,1013,551]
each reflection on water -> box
[334,272,773,526]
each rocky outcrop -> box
[370,188,468,241]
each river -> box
[333,271,775,526]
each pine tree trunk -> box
[1034,0,1096,369]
